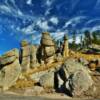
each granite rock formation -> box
[40,32,55,64]
[20,40,31,72]
[0,49,21,90]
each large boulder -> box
[0,49,19,66]
[70,70,93,96]
[39,72,54,89]
[57,58,88,81]
[60,58,90,77]
[0,49,21,90]
[55,58,93,96]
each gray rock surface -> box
[39,72,54,89]
[55,58,93,96]
[71,70,93,96]
[0,49,21,90]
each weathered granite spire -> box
[63,34,69,58]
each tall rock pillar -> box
[40,32,55,64]
[63,34,69,58]
[20,40,31,72]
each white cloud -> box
[50,17,59,25]
[69,36,80,44]
[0,5,11,13]
[90,25,100,32]
[17,9,23,16]
[37,20,51,31]
[26,0,32,5]
[46,0,53,6]
[45,8,52,15]
[51,29,68,40]
[68,34,83,44]
[20,23,35,34]
[85,18,100,26]
[64,16,86,28]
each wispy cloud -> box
[85,18,100,26]
[90,25,100,32]
[0,5,11,13]
[36,19,51,31]
[49,16,59,25]
[63,16,86,28]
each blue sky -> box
[0,0,100,54]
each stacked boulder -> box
[30,45,40,68]
[20,40,31,72]
[0,49,21,90]
[41,32,55,64]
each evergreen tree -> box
[72,31,77,50]
[84,30,92,48]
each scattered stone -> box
[24,86,44,96]
[78,57,89,65]
[89,62,96,71]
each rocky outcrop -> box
[55,58,93,96]
[0,49,21,90]
[40,32,55,64]
[20,40,31,72]
[20,40,40,72]
[70,70,93,96]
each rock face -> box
[20,40,40,72]
[55,58,93,96]
[0,49,21,90]
[20,40,31,72]
[40,32,55,64]
[39,72,54,89]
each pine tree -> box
[84,30,92,48]
[72,31,77,50]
